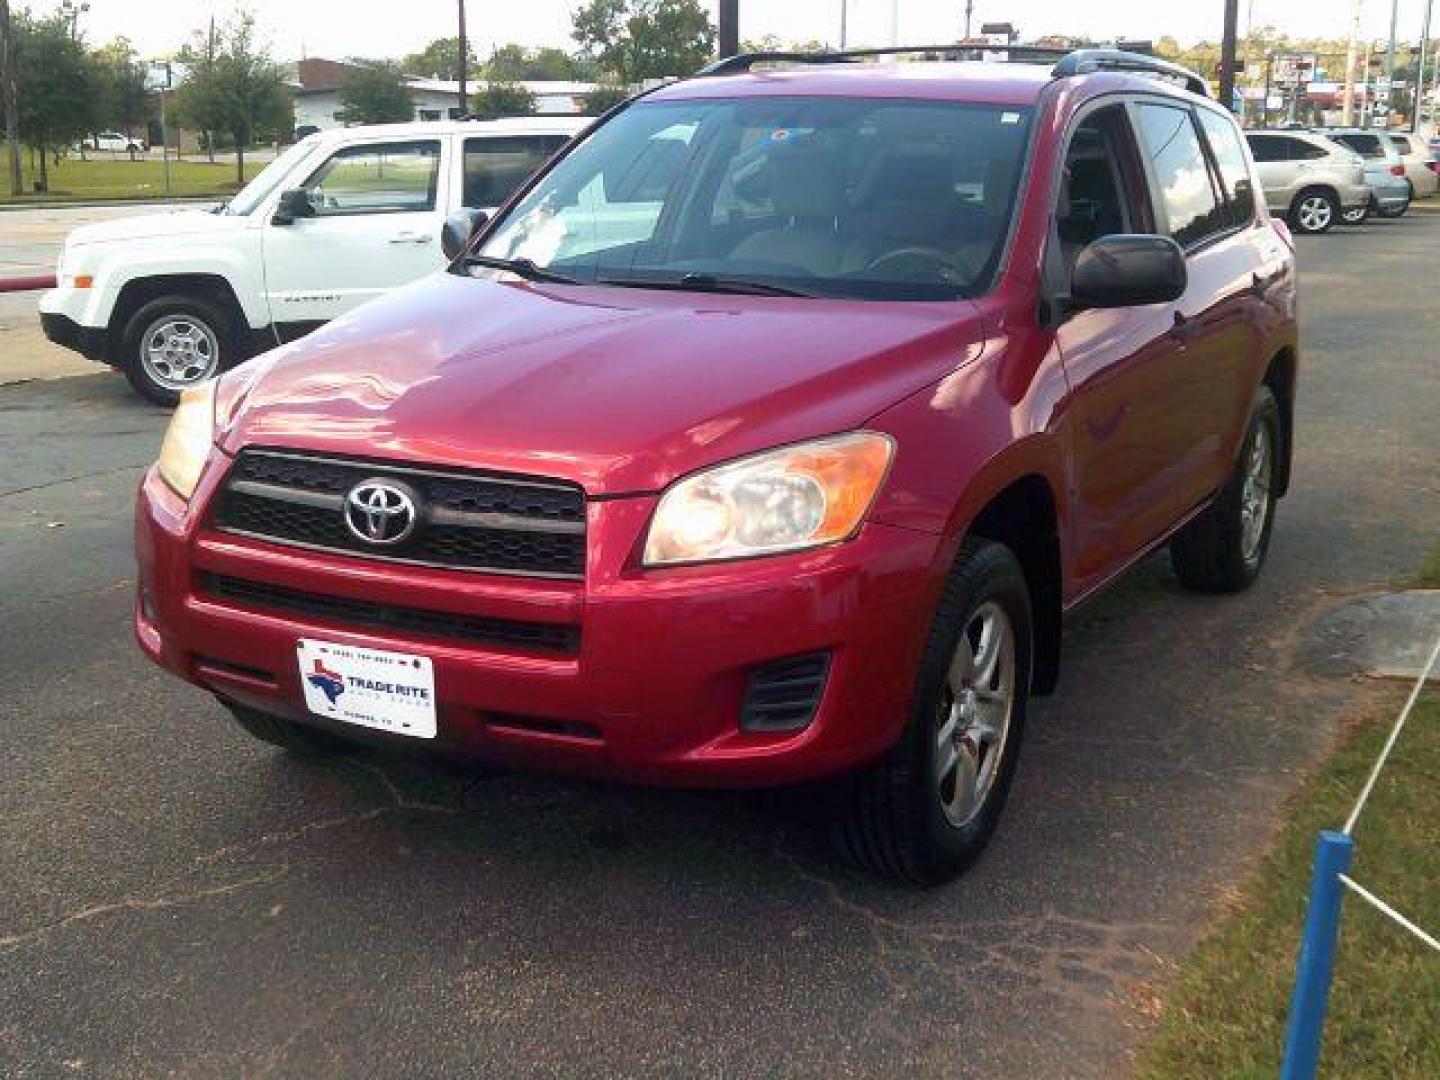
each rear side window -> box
[1334,132,1384,158]
[1291,139,1330,161]
[1246,134,1287,162]
[463,136,570,208]
[1134,103,1224,249]
[1196,109,1256,227]
[1390,136,1415,155]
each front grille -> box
[199,573,580,655]
[739,653,831,733]
[210,449,586,578]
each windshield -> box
[478,96,1033,301]
[223,139,322,216]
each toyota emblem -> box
[344,479,418,545]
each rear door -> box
[1245,133,1297,210]
[260,136,448,332]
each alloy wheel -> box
[1297,195,1333,232]
[1240,423,1273,565]
[140,316,220,390]
[936,601,1016,828]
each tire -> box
[834,538,1032,885]
[120,293,240,406]
[227,703,348,757]
[1288,189,1339,234]
[1170,386,1281,593]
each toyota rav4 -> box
[135,47,1298,884]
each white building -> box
[290,59,597,134]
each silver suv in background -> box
[1320,128,1411,220]
[1386,133,1439,199]
[1244,129,1369,234]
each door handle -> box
[388,232,433,244]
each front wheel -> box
[120,294,239,406]
[1170,386,1281,593]
[833,538,1031,885]
[1288,190,1338,234]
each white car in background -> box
[1387,133,1439,199]
[41,116,589,403]
[86,131,147,153]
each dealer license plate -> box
[297,639,437,739]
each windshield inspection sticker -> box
[1000,112,1022,124]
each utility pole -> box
[964,0,975,40]
[1417,0,1434,133]
[1341,0,1363,127]
[839,0,847,49]
[1219,0,1241,112]
[456,0,467,118]
[719,0,738,57]
[1384,0,1400,128]
[0,0,21,197]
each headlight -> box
[642,432,894,567]
[155,380,218,500]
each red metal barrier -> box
[0,274,57,293]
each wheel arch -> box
[961,473,1064,697]
[109,274,251,359]
[1262,346,1297,497]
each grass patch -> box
[1419,543,1440,588]
[1139,693,1440,1077]
[0,149,264,203]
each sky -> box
[52,0,1437,65]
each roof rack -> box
[1051,49,1208,97]
[695,43,1209,99]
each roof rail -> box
[1051,49,1208,97]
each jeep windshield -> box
[475,96,1033,301]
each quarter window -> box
[1134,103,1225,249]
[301,141,441,215]
[1196,108,1256,227]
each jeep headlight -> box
[156,380,218,500]
[642,432,894,567]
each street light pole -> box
[1341,0,1362,127]
[1219,0,1241,112]
[1384,0,1400,127]
[719,0,738,57]
[1416,0,1434,133]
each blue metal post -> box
[1280,830,1355,1080]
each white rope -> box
[1342,632,1440,836]
[1338,874,1440,955]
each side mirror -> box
[271,188,315,226]
[441,208,489,261]
[1070,234,1187,309]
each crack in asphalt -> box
[0,870,287,952]
[0,462,150,499]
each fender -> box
[81,235,269,331]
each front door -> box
[260,137,448,333]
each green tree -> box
[572,0,716,85]
[175,10,290,185]
[483,43,593,82]
[338,61,412,125]
[580,81,630,115]
[469,78,536,119]
[13,11,93,191]
[90,37,148,154]
[403,36,478,81]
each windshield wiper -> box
[461,253,582,285]
[595,272,818,298]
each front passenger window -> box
[1055,106,1145,272]
[301,141,441,216]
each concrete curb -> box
[0,195,220,212]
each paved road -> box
[1,215,1437,1078]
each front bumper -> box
[135,463,945,787]
[39,310,109,364]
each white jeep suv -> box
[41,117,588,403]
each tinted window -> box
[301,141,441,215]
[1391,136,1415,154]
[1334,132,1383,158]
[1197,108,1256,227]
[481,97,1035,301]
[1135,103,1224,248]
[1246,134,1287,162]
[463,135,569,207]
[1292,138,1330,160]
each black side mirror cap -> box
[271,188,315,226]
[441,208,489,261]
[1070,234,1187,310]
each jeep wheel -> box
[1288,190,1338,234]
[834,538,1031,885]
[1170,386,1280,593]
[227,703,347,757]
[121,295,237,406]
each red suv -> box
[136,48,1298,883]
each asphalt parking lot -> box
[2,209,1438,1077]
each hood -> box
[66,209,244,247]
[223,272,988,495]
